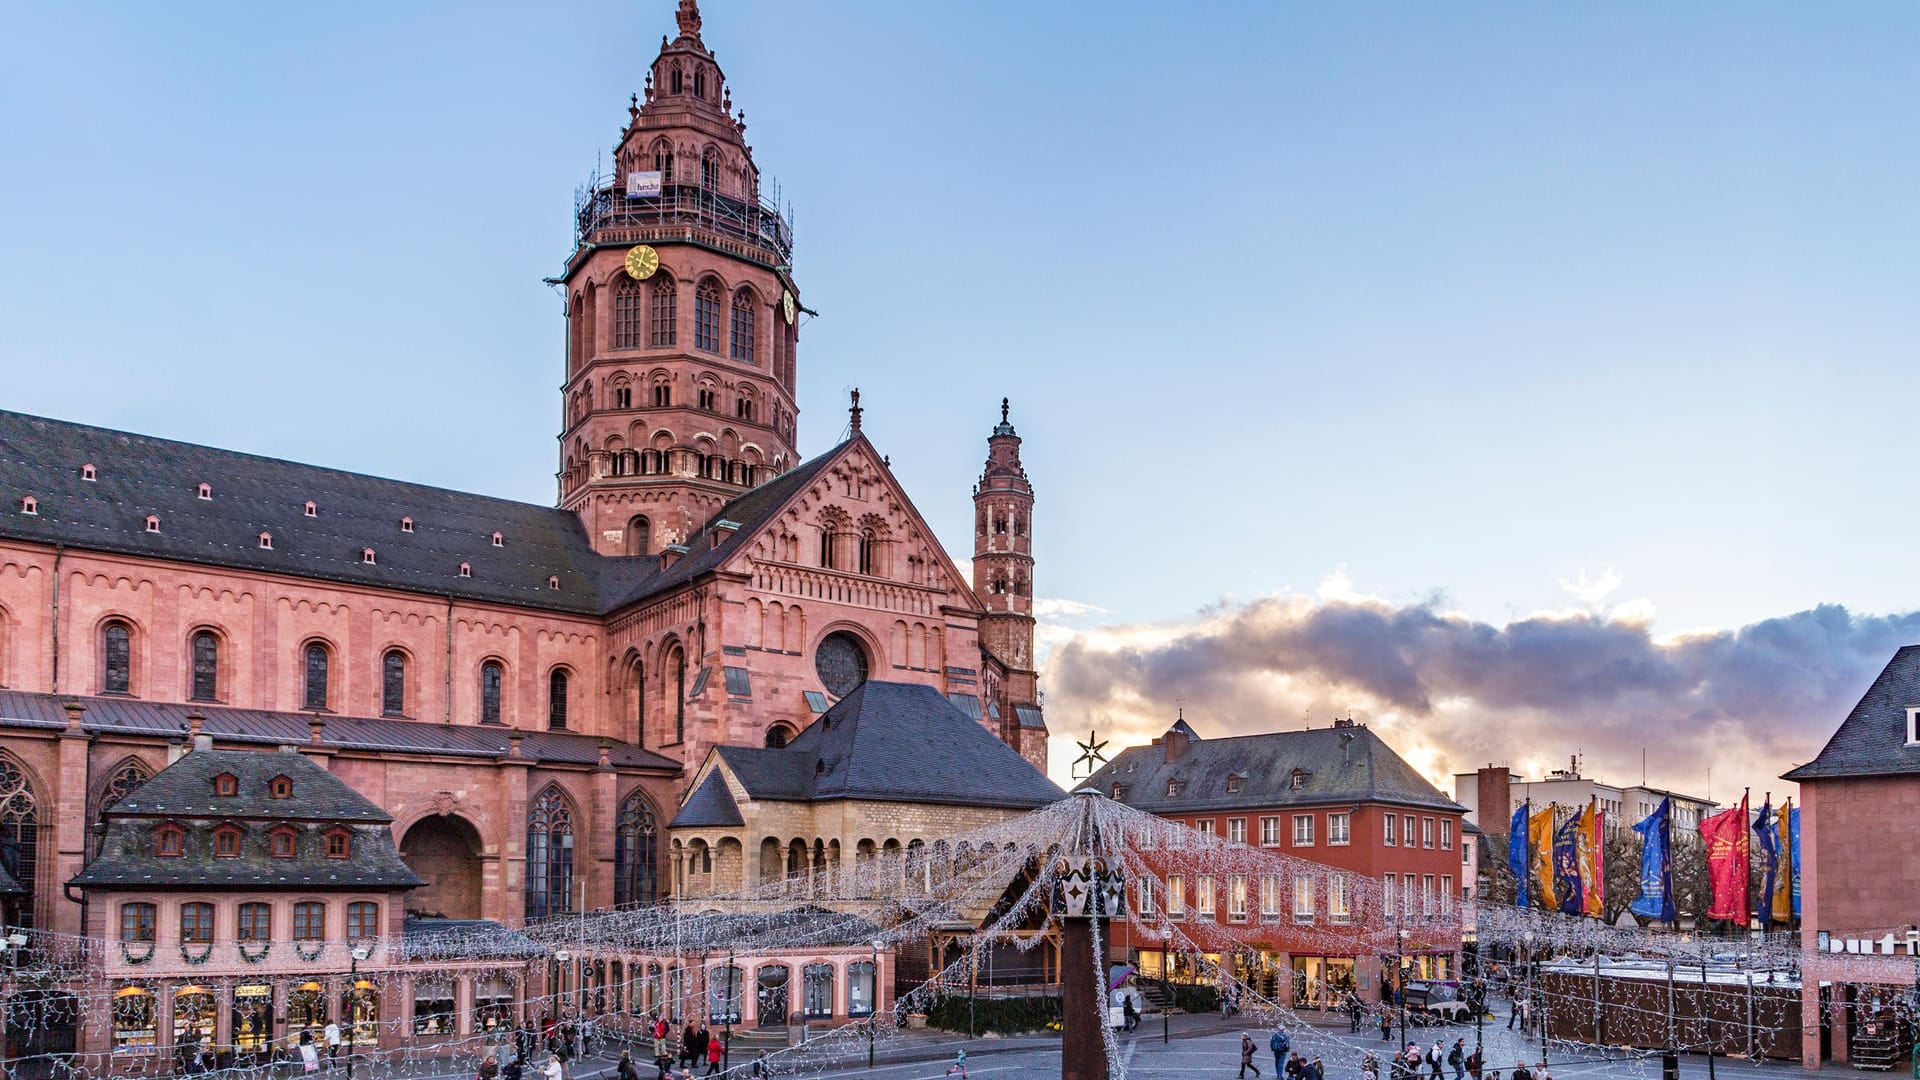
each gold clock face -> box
[623,245,660,280]
[782,290,797,325]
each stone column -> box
[50,703,92,934]
[590,742,616,909]
[494,737,532,926]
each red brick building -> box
[1784,644,1920,1070]
[1086,717,1467,1008]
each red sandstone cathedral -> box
[0,3,1048,1062]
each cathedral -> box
[0,1,1050,1065]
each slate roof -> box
[670,770,745,828]
[0,409,847,618]
[697,681,1065,813]
[1782,645,1920,781]
[1085,721,1466,815]
[400,918,546,961]
[0,690,679,771]
[72,748,424,890]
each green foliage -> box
[1166,983,1220,1014]
[922,995,1061,1036]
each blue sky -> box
[4,3,1917,798]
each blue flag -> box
[1508,803,1531,909]
[1629,798,1676,922]
[1789,807,1801,919]
[1753,800,1780,929]
[1552,812,1584,915]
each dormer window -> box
[400,517,414,533]
[155,824,184,858]
[361,548,377,565]
[1167,779,1180,797]
[196,483,211,500]
[304,501,317,517]
[18,496,35,515]
[213,824,243,858]
[547,575,560,590]
[144,515,161,533]
[458,562,472,578]
[1111,783,1125,800]
[259,532,273,549]
[269,775,293,799]
[269,826,297,859]
[1226,775,1243,794]
[213,773,238,797]
[1908,706,1920,746]
[81,463,96,482]
[491,531,504,547]
[325,829,351,859]
[1290,769,1310,790]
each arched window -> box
[613,793,659,908]
[480,661,503,724]
[694,70,708,102]
[548,669,569,730]
[649,277,677,347]
[102,620,132,694]
[700,148,718,189]
[654,144,675,183]
[694,280,722,353]
[858,530,875,576]
[669,645,687,744]
[525,788,575,919]
[670,67,684,95]
[382,650,406,717]
[730,290,757,362]
[614,279,644,349]
[92,758,152,857]
[764,725,794,749]
[188,630,218,702]
[632,663,646,745]
[0,759,38,926]
[815,632,869,698]
[303,642,330,710]
[626,516,651,557]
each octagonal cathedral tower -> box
[556,0,801,556]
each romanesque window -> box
[382,650,406,717]
[189,630,218,701]
[814,632,869,698]
[631,662,647,745]
[626,516,651,557]
[615,386,633,408]
[525,787,575,919]
[669,646,687,744]
[613,792,659,908]
[303,642,330,710]
[480,661,504,724]
[735,396,754,421]
[698,388,717,411]
[649,277,677,347]
[102,620,132,694]
[858,530,876,576]
[614,279,645,349]
[652,383,671,407]
[180,902,214,944]
[548,669,569,730]
[694,280,722,352]
[730,290,756,361]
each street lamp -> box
[1397,928,1410,1053]
[724,948,735,1074]
[552,950,571,1060]
[868,940,883,1069]
[345,944,371,1080]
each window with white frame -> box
[1441,874,1454,910]
[1403,875,1415,917]
[1138,876,1155,915]
[1293,874,1315,924]
[1260,875,1282,917]
[1404,814,1417,847]
[1260,816,1280,846]
[1198,819,1216,838]
[1421,817,1434,848]
[1908,706,1920,745]
[1138,824,1155,850]
[1329,812,1351,845]
[1228,874,1248,920]
[1440,819,1453,849]
[1167,875,1186,916]
[1329,874,1350,924]
[1228,818,1247,845]
[1383,874,1396,917]
[1196,875,1216,919]
[1292,814,1315,846]
[1383,814,1397,846]
[1422,874,1435,915]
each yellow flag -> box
[1577,801,1603,918]
[1771,799,1794,924]
[1529,805,1557,910]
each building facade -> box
[1454,764,1715,841]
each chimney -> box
[308,714,327,745]
[1477,765,1512,833]
[1162,726,1189,763]
[61,701,84,731]
[167,738,186,766]
[507,729,525,759]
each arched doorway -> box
[399,815,484,920]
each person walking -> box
[946,1047,969,1079]
[1510,1061,1532,1080]
[704,1034,723,1077]
[1349,995,1364,1033]
[1239,1033,1262,1079]
[752,1052,770,1079]
[1379,1014,1393,1042]
[1270,1027,1291,1075]
[504,1057,524,1080]
[1466,1044,1484,1080]
[1449,1039,1466,1080]
[1362,1053,1379,1080]
[1123,995,1139,1033]
[680,1023,698,1070]
[1286,1052,1304,1080]
[542,1054,565,1080]
[479,1053,501,1080]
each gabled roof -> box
[1783,645,1920,781]
[0,690,680,771]
[701,681,1064,812]
[106,747,390,821]
[1086,721,1465,815]
[670,769,745,828]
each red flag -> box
[1699,798,1748,923]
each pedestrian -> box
[1533,1063,1551,1080]
[1349,995,1364,1033]
[543,1054,565,1080]
[1124,995,1139,1032]
[1449,1040,1465,1080]
[1286,1052,1304,1080]
[1429,1040,1445,1080]
[680,1023,698,1069]
[946,1047,969,1079]
[617,1051,639,1080]
[1379,1014,1392,1042]
[1466,1044,1483,1080]
[705,1034,723,1077]
[1506,996,1520,1031]
[752,1052,769,1079]
[1270,1027,1291,1074]
[479,1053,501,1080]
[504,1057,524,1080]
[1363,1053,1379,1080]
[325,1021,342,1065]
[1510,1062,1532,1080]
[1239,1033,1261,1079]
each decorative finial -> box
[1001,397,1009,423]
[675,0,702,39]
[849,388,863,434]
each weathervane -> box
[1071,729,1108,780]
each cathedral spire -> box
[675,0,703,43]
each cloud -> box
[1559,566,1625,609]
[1033,597,1108,620]
[1041,587,1920,804]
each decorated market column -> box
[1052,791,1126,1080]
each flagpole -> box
[1662,799,1674,932]
[1741,788,1752,936]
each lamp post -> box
[724,948,734,1073]
[867,940,882,1070]
[552,949,571,1062]
[1397,928,1410,1053]
[344,944,371,1080]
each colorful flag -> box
[1753,798,1779,930]
[1771,798,1793,925]
[1529,805,1558,912]
[1508,802,1532,909]
[1699,796,1749,924]
[1629,798,1676,923]
[1552,811,1584,916]
[1788,806,1801,919]
[1579,800,1604,918]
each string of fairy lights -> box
[0,796,1890,1080]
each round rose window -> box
[814,631,869,698]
